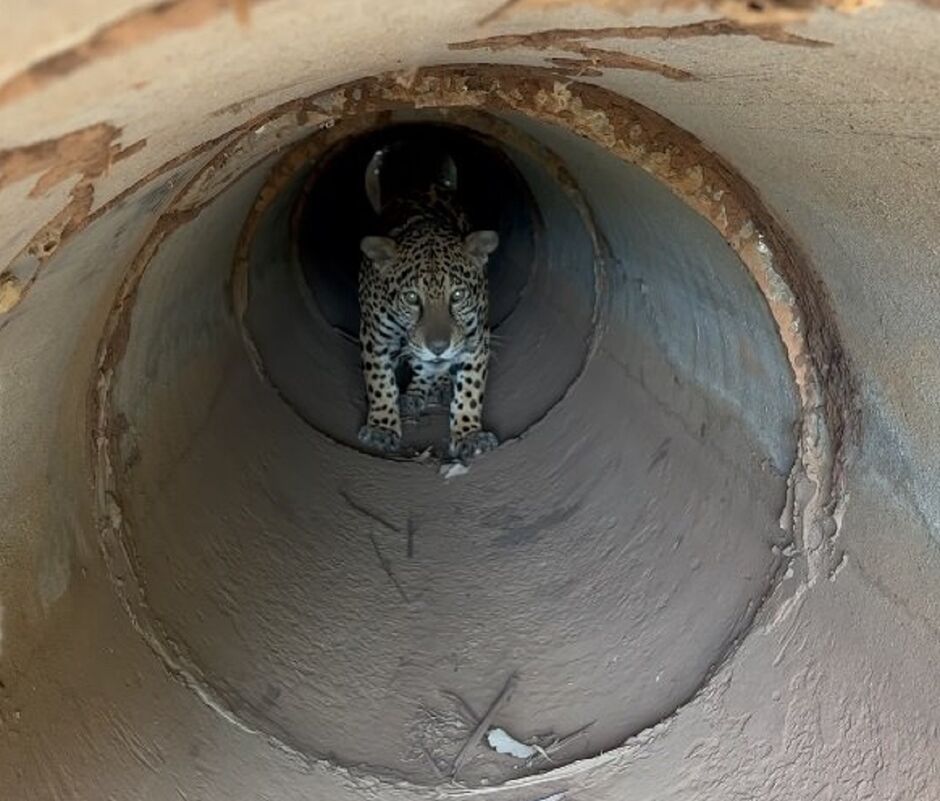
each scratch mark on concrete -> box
[647,436,671,473]
[551,50,694,81]
[340,489,401,534]
[341,490,410,602]
[852,557,940,645]
[366,528,410,604]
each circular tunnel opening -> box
[93,80,807,791]
[243,114,598,457]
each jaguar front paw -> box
[449,430,499,461]
[358,425,401,453]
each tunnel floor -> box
[90,106,799,786]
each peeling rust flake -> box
[477,0,883,27]
[0,0,265,107]
[455,18,832,51]
[452,17,830,80]
[0,124,142,197]
[0,272,22,314]
[0,123,145,287]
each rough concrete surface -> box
[1,2,939,800]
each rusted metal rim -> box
[90,63,856,796]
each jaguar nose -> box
[427,337,450,356]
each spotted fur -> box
[358,179,499,460]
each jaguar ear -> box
[364,148,385,214]
[361,236,398,268]
[464,230,499,259]
[438,153,458,191]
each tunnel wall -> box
[2,2,940,800]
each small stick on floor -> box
[422,747,445,779]
[528,721,597,767]
[451,673,518,777]
[547,721,595,755]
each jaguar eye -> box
[401,290,420,305]
[451,287,467,303]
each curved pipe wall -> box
[1,3,939,800]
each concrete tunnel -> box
[1,1,939,799]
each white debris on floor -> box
[440,461,470,479]
[486,727,536,759]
